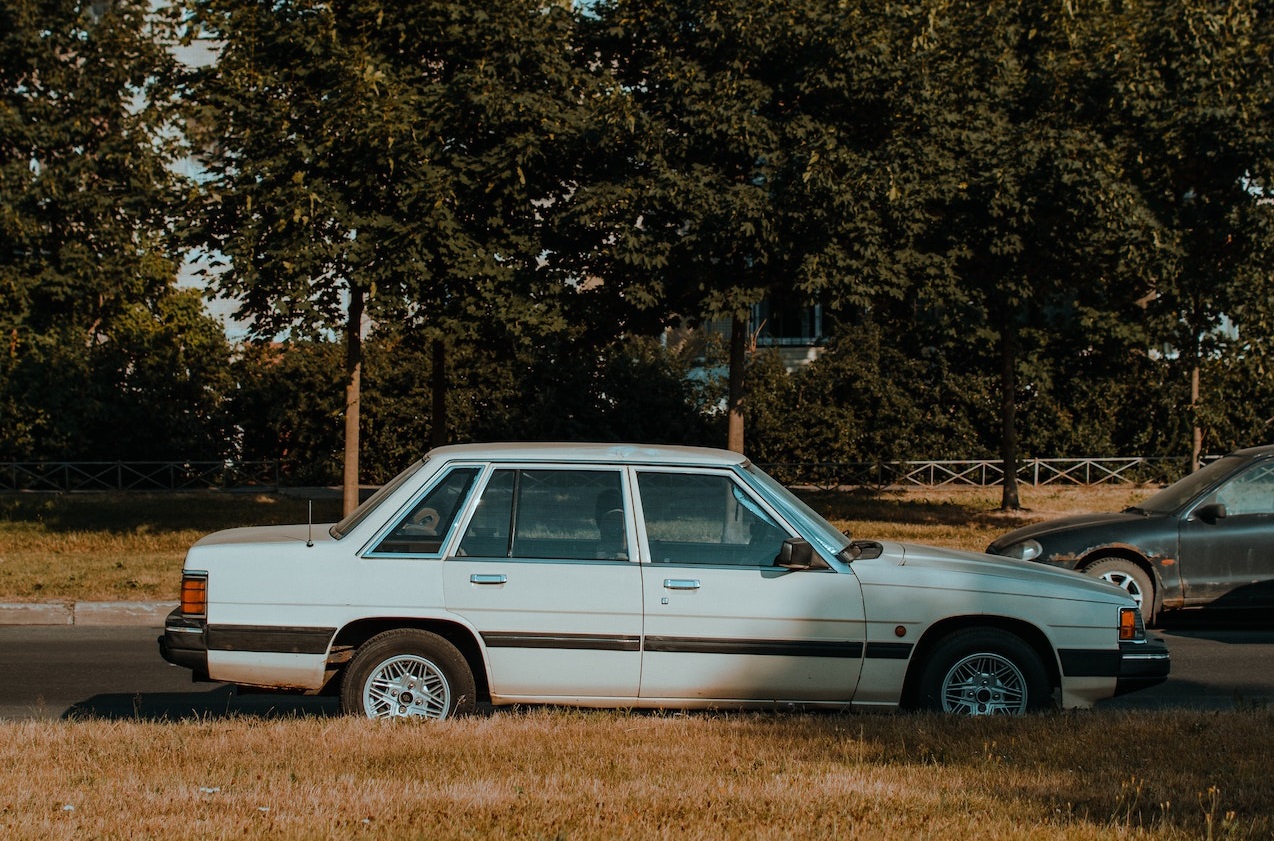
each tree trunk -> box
[999,315,1021,511]
[1190,361,1202,473]
[341,289,365,516]
[430,338,448,448]
[726,314,747,453]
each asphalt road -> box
[0,622,1271,720]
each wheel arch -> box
[900,615,1061,709]
[327,617,490,702]
[1078,548,1164,618]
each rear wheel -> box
[914,628,1052,715]
[340,629,476,720]
[1084,556,1155,623]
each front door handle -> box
[470,574,508,585]
[663,578,701,590]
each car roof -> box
[1231,444,1274,459]
[424,442,751,468]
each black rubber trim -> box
[643,636,863,658]
[864,641,913,660]
[206,624,336,655]
[1059,648,1122,677]
[1114,636,1171,695]
[482,632,642,652]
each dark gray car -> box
[987,445,1274,623]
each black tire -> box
[914,628,1053,715]
[1084,556,1155,624]
[340,629,476,720]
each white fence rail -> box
[762,457,1193,489]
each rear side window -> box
[457,469,628,561]
[370,467,480,555]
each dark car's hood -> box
[987,510,1160,553]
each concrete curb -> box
[0,601,177,627]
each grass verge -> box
[0,485,1147,602]
[2,708,1270,840]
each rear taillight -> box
[1119,607,1145,641]
[180,572,208,617]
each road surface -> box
[1,623,1271,720]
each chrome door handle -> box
[470,574,508,585]
[663,579,701,590]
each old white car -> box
[160,443,1168,717]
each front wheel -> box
[1084,557,1155,624]
[913,628,1052,715]
[340,629,476,720]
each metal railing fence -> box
[761,456,1195,489]
[0,456,1198,492]
[0,460,282,492]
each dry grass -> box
[5,485,1269,840]
[803,483,1150,552]
[0,493,343,602]
[1,709,1270,840]
[0,486,1146,602]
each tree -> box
[576,0,905,454]
[891,0,1159,508]
[1109,0,1274,468]
[180,0,588,513]
[0,0,216,460]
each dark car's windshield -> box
[1131,455,1246,515]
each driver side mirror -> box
[776,537,816,570]
[1193,502,1227,524]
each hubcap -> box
[1099,570,1144,608]
[940,652,1028,715]
[363,654,450,719]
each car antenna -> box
[307,499,314,548]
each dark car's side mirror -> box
[1193,502,1228,524]
[777,537,819,570]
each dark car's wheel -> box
[341,629,476,720]
[914,628,1052,715]
[1084,556,1155,623]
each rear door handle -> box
[470,574,508,585]
[663,579,701,590]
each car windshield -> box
[742,463,853,557]
[1131,455,1246,515]
[329,458,428,539]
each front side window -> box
[638,471,788,566]
[457,469,628,561]
[370,467,480,555]
[1210,463,1274,517]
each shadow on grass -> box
[797,488,1035,529]
[62,685,342,721]
[0,492,345,536]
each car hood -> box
[986,510,1156,552]
[876,541,1128,602]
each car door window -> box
[457,469,628,560]
[637,471,787,566]
[370,467,480,555]
[1211,463,1274,517]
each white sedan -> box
[159,443,1168,717]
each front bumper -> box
[158,607,210,681]
[1114,635,1171,696]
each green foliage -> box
[3,0,1273,471]
[0,0,234,460]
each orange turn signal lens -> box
[180,573,208,617]
[1118,607,1143,641]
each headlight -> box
[1000,539,1043,561]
